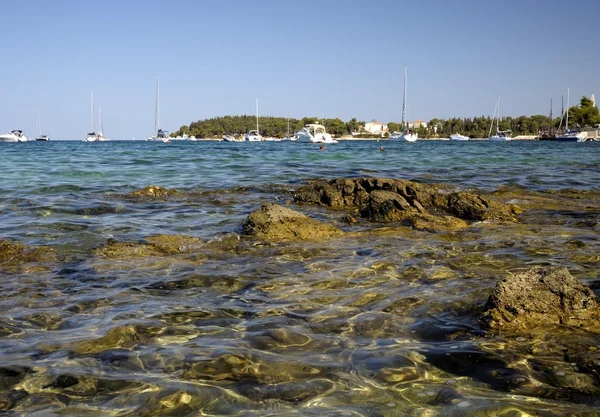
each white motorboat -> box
[0,130,27,142]
[488,96,512,141]
[146,76,171,142]
[389,66,418,142]
[294,123,338,143]
[450,133,469,141]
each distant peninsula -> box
[173,96,600,139]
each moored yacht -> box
[556,89,586,142]
[146,128,171,142]
[294,123,338,143]
[245,129,261,141]
[389,66,418,142]
[488,96,512,141]
[450,133,469,141]
[0,130,28,142]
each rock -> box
[439,192,519,222]
[94,235,201,258]
[243,203,343,240]
[294,178,520,226]
[0,239,57,273]
[479,266,600,332]
[359,190,417,222]
[125,186,178,199]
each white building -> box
[408,120,427,129]
[364,120,387,134]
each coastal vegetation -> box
[173,97,600,138]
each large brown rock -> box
[294,178,520,225]
[243,203,343,240]
[479,266,600,332]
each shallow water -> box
[0,140,599,416]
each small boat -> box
[146,128,171,143]
[556,89,586,142]
[245,129,261,142]
[245,98,262,141]
[389,66,418,142]
[449,133,469,141]
[83,94,110,142]
[294,123,338,143]
[223,134,243,142]
[0,129,27,143]
[488,96,512,141]
[35,106,50,141]
[146,76,171,142]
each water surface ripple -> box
[0,140,599,416]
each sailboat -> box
[96,107,110,141]
[488,96,512,141]
[556,88,586,142]
[537,99,556,140]
[245,98,261,141]
[35,106,50,141]
[389,66,418,142]
[146,76,171,142]
[83,93,99,142]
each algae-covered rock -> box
[125,185,178,199]
[0,239,57,273]
[439,192,519,222]
[94,235,201,258]
[479,266,600,332]
[243,203,343,240]
[294,178,520,227]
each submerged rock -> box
[94,235,202,258]
[243,203,343,240]
[125,185,178,199]
[479,266,600,332]
[294,178,520,228]
[0,239,57,273]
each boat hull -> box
[389,133,418,142]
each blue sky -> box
[1,0,598,139]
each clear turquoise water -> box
[1,140,599,416]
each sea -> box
[0,139,599,416]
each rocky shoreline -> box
[1,177,599,412]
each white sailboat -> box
[488,96,512,141]
[82,93,110,142]
[146,76,171,142]
[556,88,586,142]
[389,66,418,142]
[96,107,110,141]
[245,98,262,141]
[35,106,50,141]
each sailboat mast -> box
[91,92,95,133]
[255,98,259,134]
[497,96,501,133]
[549,99,553,133]
[99,107,103,136]
[154,76,160,136]
[401,66,407,129]
[488,96,498,137]
[37,105,41,135]
[566,88,570,131]
[287,111,290,137]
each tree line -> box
[173,97,600,138]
